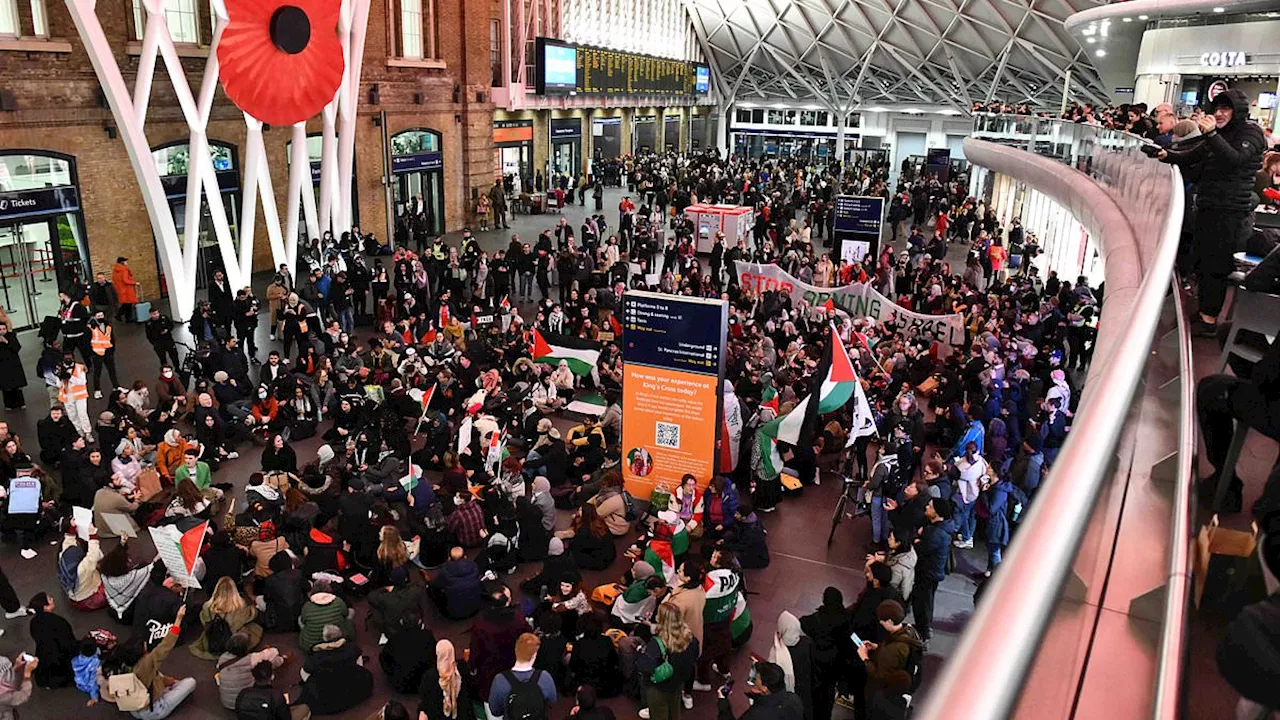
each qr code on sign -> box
[655,422,681,449]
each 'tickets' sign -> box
[620,291,728,496]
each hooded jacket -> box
[1218,592,1280,709]
[1162,89,1266,213]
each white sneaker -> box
[682,694,693,709]
[638,709,650,719]
[93,390,103,399]
[227,451,240,459]
[4,607,30,619]
[270,334,276,341]
[19,549,36,560]
[692,681,714,692]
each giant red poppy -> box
[217,0,344,126]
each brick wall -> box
[0,0,496,302]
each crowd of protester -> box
[0,142,1100,720]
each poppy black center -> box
[269,5,310,55]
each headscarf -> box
[0,657,16,692]
[532,476,550,496]
[770,610,802,692]
[631,560,656,581]
[436,639,462,718]
[547,537,565,556]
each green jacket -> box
[298,592,354,653]
[174,461,212,491]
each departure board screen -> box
[537,38,710,96]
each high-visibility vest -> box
[58,363,88,402]
[90,325,113,356]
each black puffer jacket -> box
[1164,89,1266,213]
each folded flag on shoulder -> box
[531,329,600,376]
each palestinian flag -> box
[500,296,511,311]
[730,591,752,640]
[703,568,742,624]
[756,325,857,477]
[399,462,422,491]
[644,541,676,583]
[761,385,780,415]
[532,329,600,376]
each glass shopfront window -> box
[150,140,241,293]
[390,129,445,239]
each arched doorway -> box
[0,151,91,330]
[149,140,241,292]
[285,133,360,243]
[389,129,444,239]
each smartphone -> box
[720,678,734,697]
[18,652,33,663]
[746,663,758,685]
[850,632,865,648]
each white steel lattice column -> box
[63,0,371,320]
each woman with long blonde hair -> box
[190,576,262,659]
[638,602,701,719]
[376,525,414,585]
[417,638,475,719]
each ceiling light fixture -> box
[1138,14,1148,19]
[1086,37,1096,43]
[1095,49,1106,57]
[1122,17,1131,22]
[1212,6,1224,12]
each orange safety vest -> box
[90,325,113,355]
[58,363,88,402]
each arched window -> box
[390,129,441,156]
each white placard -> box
[101,512,138,539]
[148,525,202,589]
[72,506,93,540]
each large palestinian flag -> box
[531,329,600,376]
[757,324,858,477]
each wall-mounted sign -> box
[391,151,443,174]
[1114,87,1135,94]
[550,118,582,140]
[1208,80,1230,102]
[1200,51,1247,68]
[0,186,81,220]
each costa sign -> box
[1200,51,1247,68]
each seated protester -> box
[130,563,185,646]
[173,447,225,499]
[29,592,76,689]
[360,439,404,486]
[58,519,106,611]
[215,632,287,711]
[715,661,803,720]
[196,412,238,470]
[154,430,189,486]
[698,476,739,545]
[541,574,591,638]
[429,547,483,621]
[855,600,924,719]
[302,514,348,578]
[519,537,579,598]
[297,624,374,715]
[673,474,703,535]
[486,633,558,720]
[726,498,770,570]
[570,686,617,720]
[73,634,102,707]
[613,572,667,629]
[165,479,211,520]
[243,475,285,519]
[37,405,79,465]
[98,543,154,625]
[446,492,486,549]
[201,530,248,597]
[233,657,310,720]
[590,470,632,537]
[93,483,140,540]
[100,605,197,719]
[475,531,519,577]
[366,566,427,638]
[260,552,306,633]
[378,608,436,694]
[322,398,361,444]
[259,434,296,475]
[246,387,285,442]
[110,441,146,495]
[297,580,354,654]
[418,639,476,720]
[190,577,263,661]
[515,492,553,564]
[568,612,622,698]
[281,384,319,440]
[562,503,617,571]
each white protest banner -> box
[72,506,94,540]
[101,512,138,539]
[736,262,965,346]
[457,416,474,455]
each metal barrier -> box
[917,116,1188,720]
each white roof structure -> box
[682,0,1112,112]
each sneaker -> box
[835,694,856,710]
[227,451,240,459]
[270,334,276,341]
[3,607,31,619]
[682,694,693,709]
[1189,317,1219,339]
[692,681,714,692]
[19,549,36,560]
[93,390,103,399]
[638,710,650,719]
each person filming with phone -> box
[854,600,925,719]
[715,660,802,720]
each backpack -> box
[621,490,639,523]
[902,627,925,693]
[203,615,233,655]
[107,672,151,711]
[502,670,548,720]
[58,545,85,595]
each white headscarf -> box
[769,610,802,692]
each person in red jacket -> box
[111,257,140,324]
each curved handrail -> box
[1154,275,1196,720]
[918,120,1186,720]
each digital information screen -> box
[538,38,710,96]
